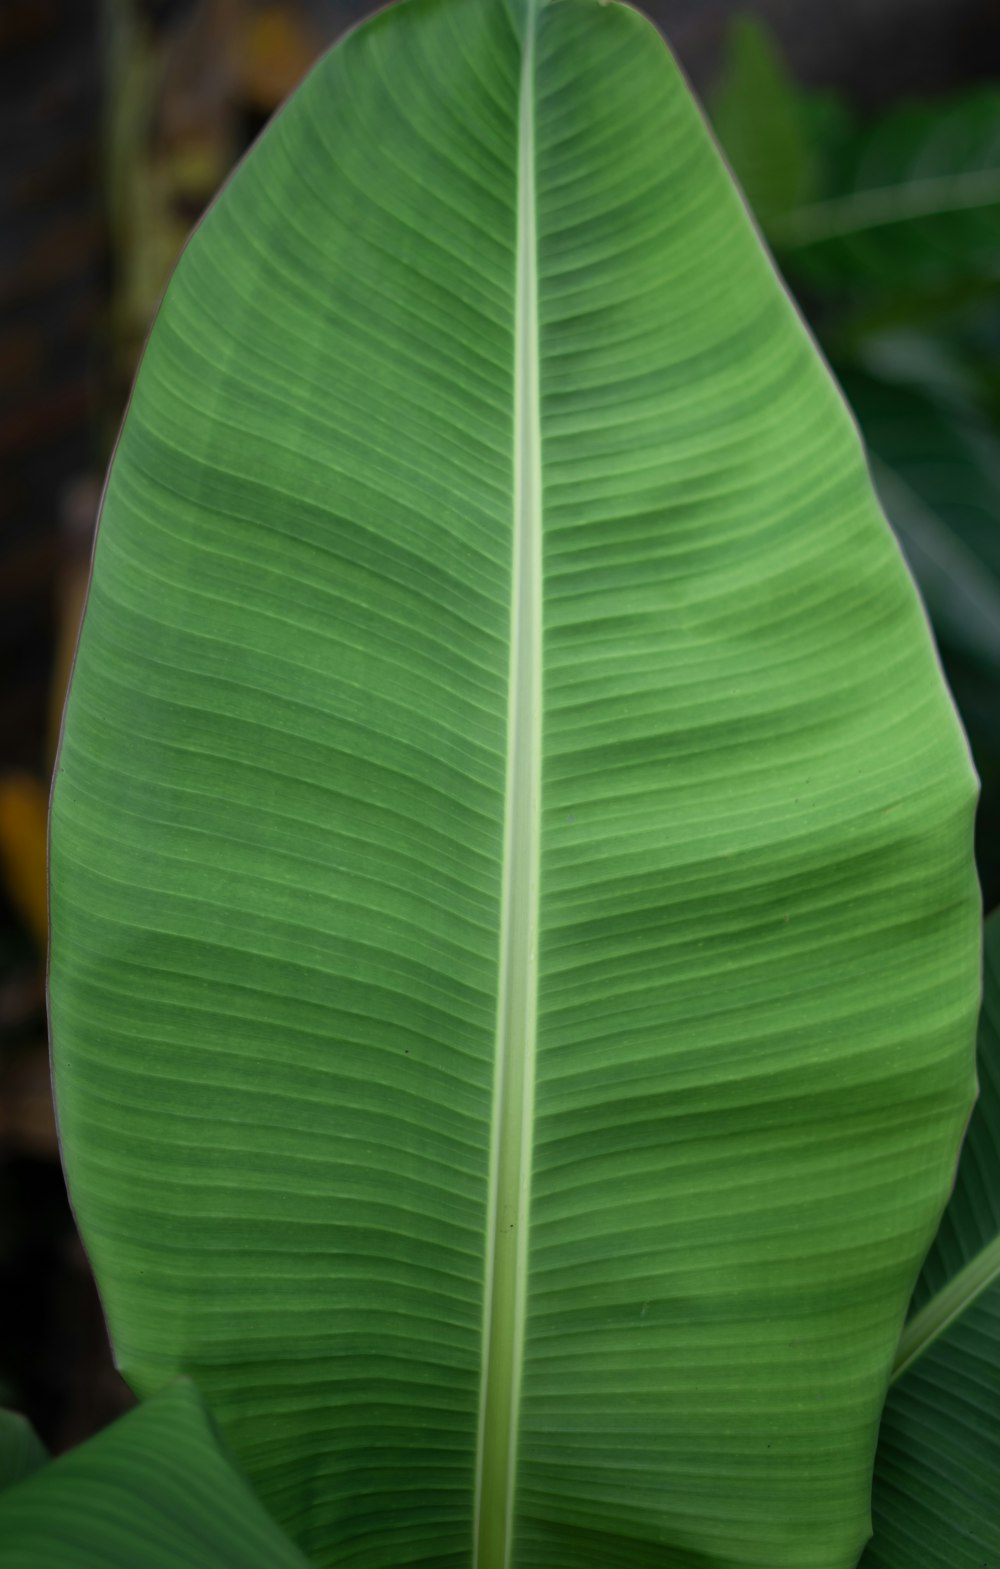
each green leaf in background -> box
[835,360,1000,901]
[48,1,980,1566]
[0,1382,310,1567]
[0,1409,47,1494]
[708,16,813,224]
[873,456,1000,674]
[769,89,1000,293]
[840,364,1000,676]
[863,912,1000,1566]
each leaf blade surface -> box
[50,2,980,1566]
[0,1383,311,1568]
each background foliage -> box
[710,16,1000,904]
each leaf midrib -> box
[473,4,542,1566]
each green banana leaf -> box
[0,1381,311,1566]
[48,1,980,1566]
[0,1410,46,1493]
[864,911,1000,1565]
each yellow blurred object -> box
[0,774,50,949]
[240,5,320,110]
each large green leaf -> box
[0,1382,311,1567]
[864,911,1000,1565]
[48,1,980,1566]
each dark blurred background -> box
[2,0,998,1457]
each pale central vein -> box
[473,7,542,1569]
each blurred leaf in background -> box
[710,16,1000,906]
[770,90,1000,295]
[709,15,816,225]
[861,907,1000,1566]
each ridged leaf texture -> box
[49,1,980,1566]
[0,1383,309,1566]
